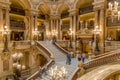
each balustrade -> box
[26,41,54,80]
[13,41,31,49]
[79,6,93,15]
[84,49,120,69]
[10,7,25,16]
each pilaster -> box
[24,9,38,40]
[93,0,106,47]
[69,9,78,41]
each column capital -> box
[25,9,39,17]
[69,9,78,16]
[50,14,61,20]
[0,0,11,10]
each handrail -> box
[55,42,70,55]
[55,42,80,80]
[71,68,80,80]
[84,49,120,69]
[26,41,54,80]
[94,49,120,58]
[55,41,120,80]
[103,70,120,80]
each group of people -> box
[77,52,88,63]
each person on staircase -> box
[66,53,71,65]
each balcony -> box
[10,20,25,30]
[10,7,25,16]
[79,6,93,15]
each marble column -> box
[100,9,105,46]
[34,15,38,30]
[73,15,77,41]
[30,15,34,40]
[70,15,73,41]
[59,19,62,40]
[94,10,99,29]
[77,15,80,30]
[5,9,10,41]
[51,19,53,32]
[56,19,59,39]
[0,8,3,41]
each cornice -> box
[93,0,106,10]
[0,0,11,9]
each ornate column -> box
[24,9,38,40]
[94,10,99,29]
[93,0,106,53]
[56,19,59,39]
[5,8,10,41]
[50,19,53,32]
[59,19,62,40]
[69,9,78,41]
[0,8,3,41]
[34,15,38,30]
[100,8,105,47]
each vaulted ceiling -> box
[10,0,94,15]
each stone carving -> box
[24,16,30,40]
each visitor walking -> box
[81,52,86,63]
[66,54,71,65]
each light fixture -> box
[12,52,25,70]
[33,28,39,35]
[52,30,58,36]
[69,28,73,35]
[49,66,67,80]
[108,1,120,20]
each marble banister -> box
[26,41,54,80]
[84,49,120,69]
[55,41,79,80]
[12,40,31,49]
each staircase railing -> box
[55,41,70,55]
[55,40,120,80]
[26,41,54,80]
[55,41,80,80]
[84,49,120,69]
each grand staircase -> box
[35,41,78,80]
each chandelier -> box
[108,1,120,20]
[12,52,26,70]
[49,66,67,80]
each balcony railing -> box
[10,20,25,30]
[79,6,93,15]
[13,41,31,49]
[10,7,25,16]
[106,16,120,26]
